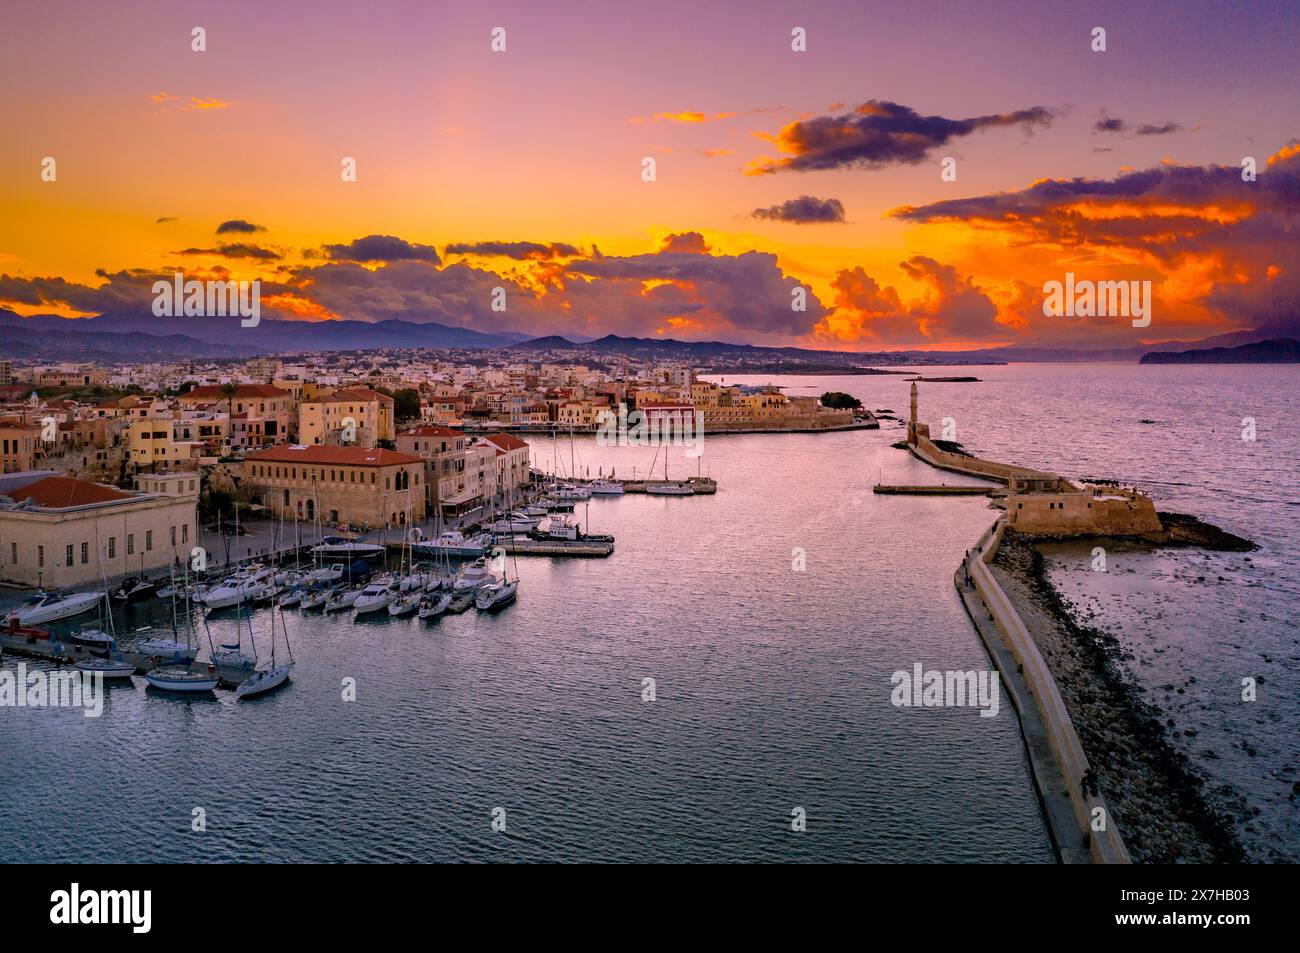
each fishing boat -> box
[353,581,396,616]
[417,592,453,620]
[453,557,493,592]
[587,479,625,496]
[8,589,104,626]
[411,530,491,559]
[310,536,384,559]
[112,575,157,602]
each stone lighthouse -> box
[907,381,918,445]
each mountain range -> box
[2,308,1297,366]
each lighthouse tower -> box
[907,382,918,444]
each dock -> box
[873,484,995,495]
[0,634,160,673]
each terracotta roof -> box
[245,444,420,467]
[304,387,394,405]
[480,432,529,452]
[182,384,289,400]
[9,476,135,509]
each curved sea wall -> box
[963,519,1131,864]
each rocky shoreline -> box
[991,532,1246,863]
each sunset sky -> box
[1,0,1297,350]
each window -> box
[66,544,74,566]
[181,524,188,544]
[38,545,44,568]
[170,525,176,546]
[81,542,89,565]
[9,542,15,564]
[108,536,116,558]
[127,534,134,555]
[145,530,153,551]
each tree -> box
[820,391,862,410]
[393,388,421,422]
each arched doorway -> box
[306,498,315,520]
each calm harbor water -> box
[2,363,1294,863]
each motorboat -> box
[201,566,274,610]
[550,483,591,501]
[71,624,115,653]
[134,632,200,665]
[8,590,104,626]
[74,656,136,679]
[305,565,344,584]
[144,666,219,693]
[453,558,494,592]
[235,662,294,699]
[475,579,518,612]
[387,592,420,617]
[353,582,396,616]
[310,536,384,559]
[645,482,694,496]
[411,531,491,559]
[417,592,453,620]
[587,479,624,495]
[112,576,157,602]
[533,515,615,544]
[487,510,538,534]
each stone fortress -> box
[906,382,1163,538]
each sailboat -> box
[144,563,218,693]
[475,477,520,612]
[236,600,294,699]
[73,582,134,680]
[646,445,694,496]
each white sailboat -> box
[236,601,294,699]
[144,565,218,693]
[418,591,453,620]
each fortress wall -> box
[1009,491,1162,536]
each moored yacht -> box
[310,536,384,559]
[353,581,397,616]
[475,578,518,612]
[8,590,104,626]
[411,531,491,559]
[587,479,624,495]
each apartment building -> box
[242,444,425,529]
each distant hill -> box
[1140,338,1300,364]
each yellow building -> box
[299,388,395,447]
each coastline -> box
[990,533,1245,862]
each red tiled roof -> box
[10,476,134,509]
[304,387,394,405]
[182,384,289,400]
[245,444,420,467]
[480,432,529,452]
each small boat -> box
[324,587,361,612]
[74,656,136,679]
[201,566,273,610]
[112,576,157,602]
[532,514,615,544]
[551,483,591,502]
[277,588,303,608]
[8,590,105,626]
[411,531,491,559]
[645,482,694,496]
[521,501,551,517]
[475,579,518,612]
[299,587,331,611]
[213,641,258,686]
[144,666,218,693]
[453,557,493,592]
[310,536,384,559]
[71,624,115,653]
[235,661,294,699]
[353,582,396,616]
[488,510,539,534]
[417,592,453,620]
[134,634,200,665]
[306,565,344,584]
[587,479,624,496]
[387,593,420,617]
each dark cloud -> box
[1136,122,1183,136]
[752,195,846,224]
[1094,117,1126,133]
[176,243,282,261]
[658,232,711,253]
[747,99,1055,175]
[321,234,441,264]
[215,219,265,234]
[444,241,582,260]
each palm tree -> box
[219,382,239,450]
